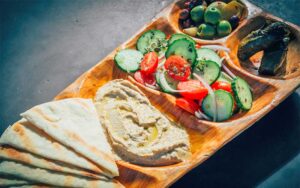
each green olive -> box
[208,1,227,14]
[204,7,222,25]
[217,20,232,37]
[190,5,206,23]
[197,23,216,39]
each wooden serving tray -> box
[53,0,300,187]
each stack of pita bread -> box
[0,98,124,187]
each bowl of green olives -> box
[177,0,248,41]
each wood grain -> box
[52,0,300,187]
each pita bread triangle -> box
[0,121,112,177]
[21,98,118,177]
[0,175,30,187]
[0,145,105,179]
[0,160,124,188]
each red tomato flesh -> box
[177,80,208,100]
[164,55,191,81]
[140,52,158,75]
[134,71,156,86]
[211,81,232,93]
[195,43,201,49]
[176,98,199,114]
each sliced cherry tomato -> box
[177,80,208,100]
[195,43,201,49]
[176,98,199,114]
[134,71,156,86]
[211,81,232,93]
[164,55,191,81]
[140,52,158,75]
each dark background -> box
[0,0,300,187]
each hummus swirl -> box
[95,80,191,166]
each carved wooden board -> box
[54,0,300,187]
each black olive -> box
[229,15,240,30]
[182,19,192,28]
[191,0,202,6]
[205,0,216,5]
[184,1,191,9]
[179,9,190,20]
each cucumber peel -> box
[114,49,143,73]
[217,72,233,83]
[136,30,167,54]
[156,71,179,94]
[168,33,196,46]
[196,48,222,66]
[202,90,234,122]
[165,39,197,65]
[232,77,253,110]
[193,60,221,84]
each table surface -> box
[1,0,300,187]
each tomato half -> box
[176,98,199,114]
[140,52,158,75]
[134,71,156,86]
[177,80,208,100]
[211,81,232,93]
[164,55,191,81]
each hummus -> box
[94,79,191,166]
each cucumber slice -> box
[168,33,196,46]
[136,30,166,54]
[114,49,143,73]
[202,90,234,122]
[156,71,179,94]
[165,39,197,65]
[232,77,252,110]
[193,60,221,84]
[197,48,222,66]
[217,72,233,83]
[155,71,161,86]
